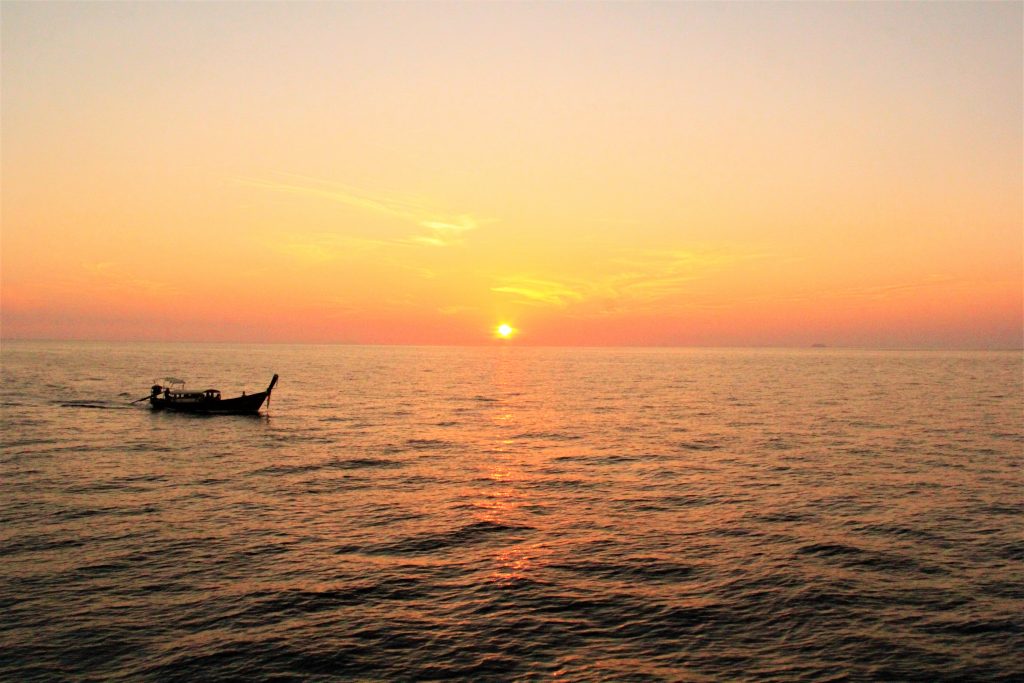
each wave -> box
[511,431,582,441]
[366,520,534,556]
[404,438,457,451]
[678,440,722,451]
[551,556,700,583]
[253,457,404,476]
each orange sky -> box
[2,2,1021,348]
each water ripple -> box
[2,344,1021,681]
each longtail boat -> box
[144,374,278,415]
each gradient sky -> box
[2,2,1021,347]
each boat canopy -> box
[164,388,220,398]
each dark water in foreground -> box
[2,342,1022,681]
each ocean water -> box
[1,341,1022,681]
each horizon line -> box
[2,337,1021,353]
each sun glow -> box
[1,4,1019,349]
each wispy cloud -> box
[839,276,962,300]
[238,174,487,249]
[408,215,479,247]
[491,247,768,310]
[491,277,586,306]
[438,304,476,316]
[692,274,969,309]
[262,232,398,264]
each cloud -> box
[595,248,771,306]
[238,174,486,248]
[238,175,424,221]
[490,247,770,311]
[491,278,585,306]
[410,215,480,247]
[438,305,476,316]
[841,276,961,300]
[263,232,399,263]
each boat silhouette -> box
[144,374,278,415]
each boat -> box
[146,374,278,415]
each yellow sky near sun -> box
[1,2,1021,347]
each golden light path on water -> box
[1,341,1022,680]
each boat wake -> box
[58,400,132,410]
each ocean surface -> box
[1,341,1022,681]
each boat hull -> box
[150,390,270,415]
[147,374,277,415]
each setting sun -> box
[496,324,514,339]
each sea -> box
[1,341,1022,681]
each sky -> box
[2,1,1021,348]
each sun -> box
[496,323,514,339]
